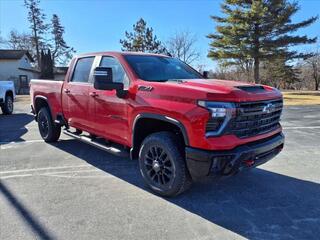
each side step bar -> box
[63,130,129,158]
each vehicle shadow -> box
[0,113,34,143]
[52,139,320,240]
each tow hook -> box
[222,161,239,176]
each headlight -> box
[198,101,235,118]
[198,101,235,136]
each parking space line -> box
[0,174,33,179]
[283,126,320,129]
[42,169,100,175]
[43,175,110,179]
[0,169,108,180]
[0,139,44,145]
[0,165,91,174]
[0,138,70,146]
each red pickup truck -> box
[30,52,284,196]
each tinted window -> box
[100,56,129,88]
[124,55,203,82]
[71,57,94,83]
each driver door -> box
[88,56,130,146]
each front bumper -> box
[185,132,284,180]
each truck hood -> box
[179,79,253,92]
[163,79,282,102]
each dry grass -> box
[282,91,320,106]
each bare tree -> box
[6,30,33,50]
[305,47,320,90]
[0,32,6,48]
[167,31,200,65]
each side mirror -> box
[202,71,209,79]
[93,67,124,91]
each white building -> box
[0,50,68,94]
[0,50,40,93]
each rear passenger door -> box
[62,56,95,131]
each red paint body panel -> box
[30,52,283,151]
[30,80,63,120]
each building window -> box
[19,75,29,94]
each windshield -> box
[124,55,203,82]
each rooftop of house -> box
[0,49,34,62]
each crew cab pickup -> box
[30,52,284,196]
[0,81,15,114]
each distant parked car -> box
[0,81,15,114]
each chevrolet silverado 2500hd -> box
[30,52,284,196]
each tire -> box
[1,94,14,115]
[139,131,192,197]
[37,107,61,142]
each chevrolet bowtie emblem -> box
[262,103,275,113]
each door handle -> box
[64,89,70,94]
[89,92,99,98]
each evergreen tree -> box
[261,57,299,89]
[24,0,49,67]
[47,48,54,77]
[120,18,167,54]
[207,0,318,83]
[40,49,45,74]
[50,14,75,66]
[40,49,54,79]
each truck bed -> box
[30,79,64,119]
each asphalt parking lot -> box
[1,97,320,240]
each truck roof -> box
[75,51,170,59]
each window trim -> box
[69,56,95,84]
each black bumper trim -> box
[185,133,285,180]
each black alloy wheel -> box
[37,107,61,142]
[144,145,175,187]
[139,132,192,197]
[38,109,50,138]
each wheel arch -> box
[130,113,189,159]
[34,96,53,120]
[5,90,14,99]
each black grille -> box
[229,99,283,138]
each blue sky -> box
[0,0,319,69]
